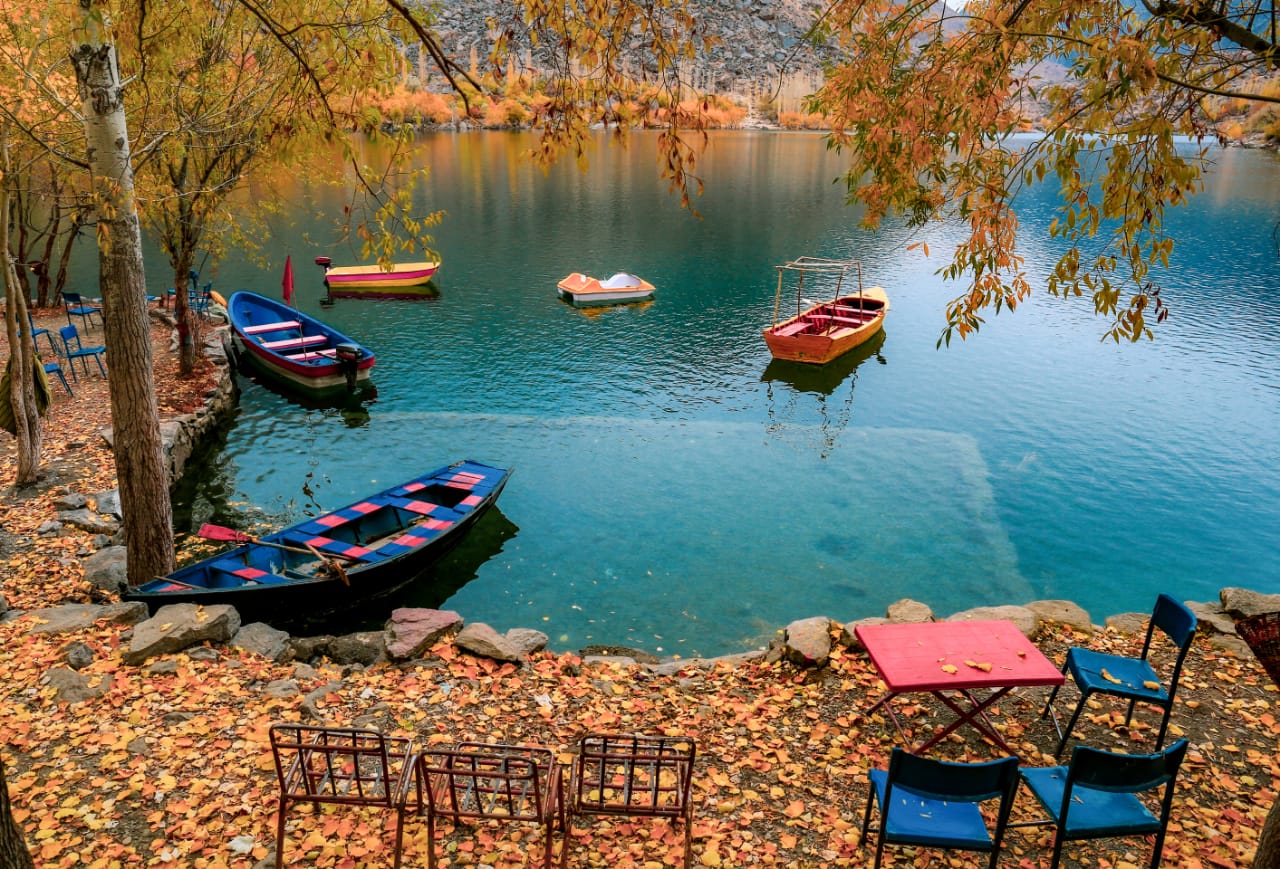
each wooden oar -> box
[196,524,357,582]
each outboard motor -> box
[335,343,363,392]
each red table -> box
[855,619,1064,754]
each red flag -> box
[282,255,295,306]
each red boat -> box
[762,257,889,365]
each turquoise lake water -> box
[135,131,1279,656]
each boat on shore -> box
[316,257,440,299]
[123,460,511,623]
[762,257,889,365]
[557,272,655,307]
[228,291,375,395]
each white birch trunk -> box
[72,10,175,585]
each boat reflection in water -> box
[359,505,520,625]
[762,329,887,458]
[233,365,378,428]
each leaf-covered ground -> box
[0,309,1274,867]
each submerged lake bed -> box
[142,132,1280,657]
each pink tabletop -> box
[855,620,1064,693]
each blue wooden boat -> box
[123,461,511,622]
[228,291,375,394]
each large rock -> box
[782,616,832,667]
[947,605,1038,638]
[506,628,549,657]
[838,617,890,650]
[123,604,241,664]
[231,622,291,662]
[455,622,523,663]
[288,634,336,662]
[56,508,119,535]
[91,489,122,519]
[326,631,386,666]
[1024,600,1094,634]
[886,599,934,623]
[1186,601,1237,636]
[83,546,129,595]
[44,667,109,704]
[385,608,462,661]
[1104,612,1151,635]
[61,641,95,670]
[26,602,148,635]
[1220,587,1280,619]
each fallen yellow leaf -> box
[1101,668,1123,684]
[940,664,958,674]
[1143,680,1160,690]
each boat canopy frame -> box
[771,256,865,325]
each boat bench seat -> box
[830,315,871,326]
[774,321,810,337]
[261,334,327,351]
[284,348,338,361]
[241,320,302,335]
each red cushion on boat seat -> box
[262,334,326,350]
[242,319,302,335]
[283,348,338,360]
[774,321,809,337]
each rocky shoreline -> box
[9,583,1275,689]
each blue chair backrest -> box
[1067,739,1188,794]
[64,291,83,304]
[59,324,80,349]
[887,748,1019,802]
[1152,594,1197,649]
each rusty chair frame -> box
[569,733,697,868]
[420,742,566,869]
[269,723,422,869]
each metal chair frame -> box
[269,723,422,869]
[58,324,106,380]
[61,291,102,330]
[860,749,1019,869]
[26,312,58,356]
[569,733,697,868]
[1042,593,1197,756]
[43,360,72,396]
[1017,739,1188,869]
[420,742,565,869]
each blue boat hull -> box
[124,460,511,624]
[228,291,375,395]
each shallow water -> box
[140,132,1280,656]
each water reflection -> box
[763,330,888,457]
[231,368,378,427]
[368,506,521,622]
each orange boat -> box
[762,257,889,365]
[557,272,655,307]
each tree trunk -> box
[1258,796,1280,866]
[72,21,175,585]
[2,140,43,487]
[173,260,197,377]
[0,756,35,869]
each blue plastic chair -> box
[62,291,103,329]
[1042,593,1197,756]
[59,324,106,380]
[859,749,1020,868]
[43,360,72,396]
[1019,739,1188,869]
[26,312,58,355]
